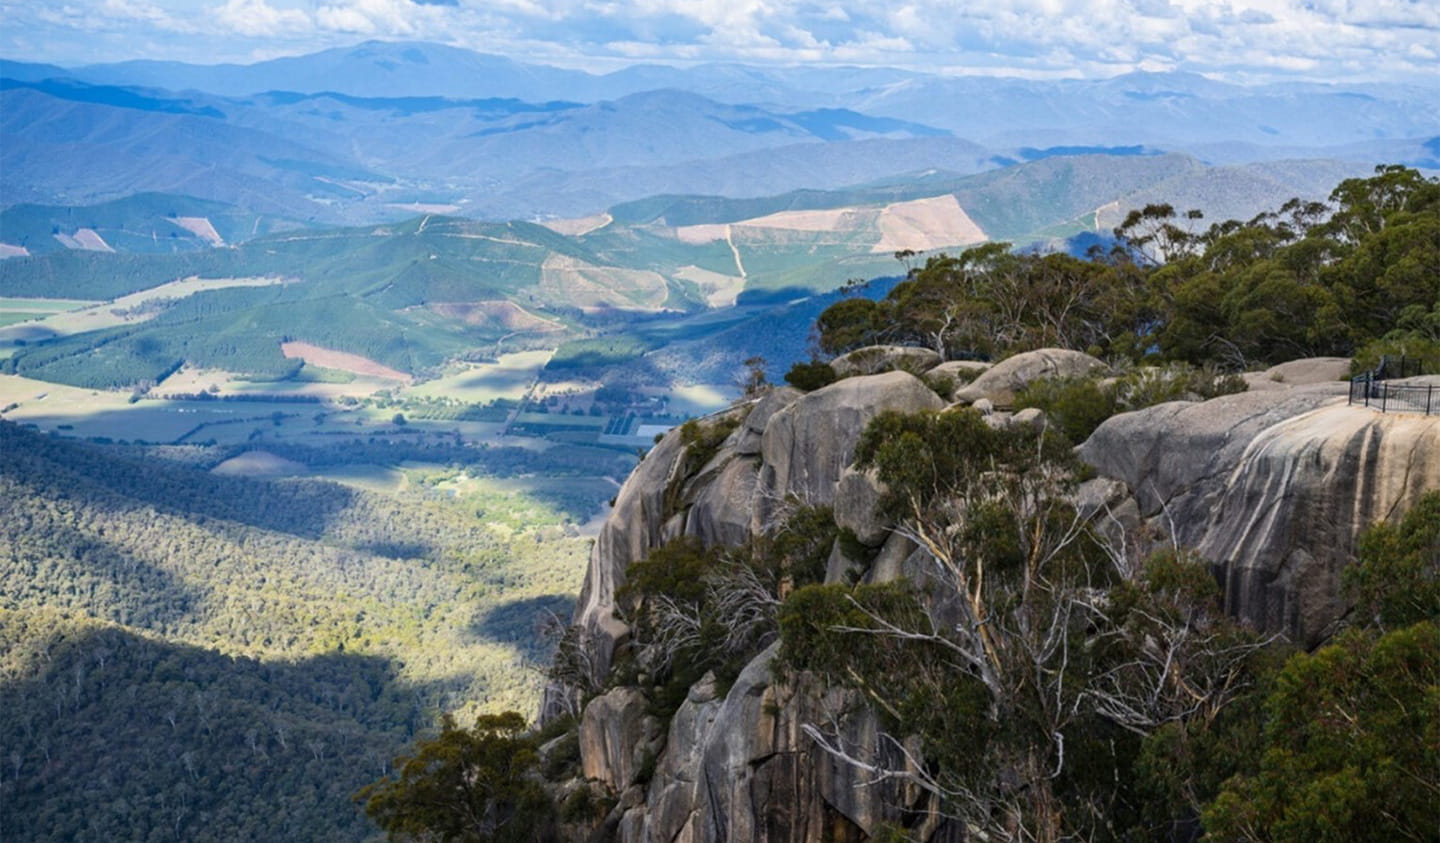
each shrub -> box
[784,359,838,392]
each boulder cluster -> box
[552,346,1440,841]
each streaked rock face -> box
[1080,381,1440,645]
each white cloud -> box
[214,0,312,37]
[315,0,437,35]
[0,0,1435,83]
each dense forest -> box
[0,422,601,839]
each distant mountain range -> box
[0,152,1381,394]
[2,41,1435,225]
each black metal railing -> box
[1349,377,1438,415]
[1348,355,1436,415]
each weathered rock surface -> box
[1080,383,1440,645]
[733,387,801,456]
[1242,356,1352,391]
[756,371,944,531]
[954,348,1108,408]
[924,360,992,401]
[582,687,658,789]
[830,345,942,378]
[557,359,1440,842]
[834,467,888,547]
[633,645,925,843]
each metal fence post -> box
[1428,384,1433,417]
[1381,382,1388,413]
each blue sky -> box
[3,0,1437,83]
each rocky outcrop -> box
[633,646,937,843]
[564,372,940,694]
[954,348,1108,408]
[1080,382,1440,645]
[557,363,1440,841]
[830,345,942,378]
[581,687,662,790]
[1241,356,1352,391]
[755,371,944,531]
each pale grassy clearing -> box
[0,276,291,341]
[674,264,747,308]
[385,202,462,214]
[168,216,223,245]
[70,228,114,252]
[280,342,411,381]
[538,212,612,236]
[423,300,562,333]
[0,298,99,332]
[158,365,399,400]
[665,383,734,415]
[0,297,101,311]
[0,374,371,443]
[872,195,988,253]
[404,350,551,403]
[210,450,308,477]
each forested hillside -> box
[0,422,595,839]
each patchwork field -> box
[0,276,291,343]
[0,297,98,328]
[158,365,399,399]
[404,350,551,403]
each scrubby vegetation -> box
[814,166,1439,373]
[1014,364,1248,444]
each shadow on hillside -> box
[468,593,575,662]
[0,619,455,842]
[3,419,364,543]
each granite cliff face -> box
[554,356,1440,840]
[1081,376,1440,646]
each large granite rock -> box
[954,348,1108,408]
[559,356,1440,842]
[564,375,940,694]
[733,387,802,456]
[830,345,943,378]
[756,371,944,531]
[565,426,695,689]
[631,645,920,843]
[581,687,660,790]
[1080,382,1440,645]
[834,467,888,547]
[1242,357,1351,392]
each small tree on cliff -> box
[356,711,555,842]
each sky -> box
[3,0,1437,83]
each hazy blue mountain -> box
[850,71,1440,149]
[6,42,1431,223]
[59,42,1437,156]
[69,41,911,106]
[464,136,996,219]
[0,75,959,222]
[0,59,74,82]
[0,84,386,220]
[72,41,585,100]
